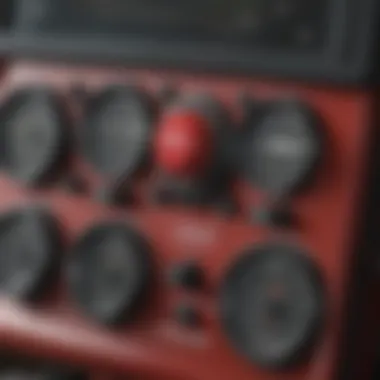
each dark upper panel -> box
[0,0,379,84]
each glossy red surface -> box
[0,61,375,380]
[155,112,214,178]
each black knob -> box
[83,86,154,182]
[169,262,204,290]
[220,243,324,370]
[0,88,70,186]
[67,222,152,326]
[241,100,323,197]
[0,208,61,301]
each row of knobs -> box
[0,206,325,371]
[0,207,150,326]
[88,89,323,200]
[0,87,325,372]
[0,87,323,202]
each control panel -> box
[0,61,373,380]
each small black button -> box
[169,262,204,289]
[175,303,200,327]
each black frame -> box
[0,0,378,85]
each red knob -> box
[155,111,214,178]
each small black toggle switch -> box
[169,262,204,290]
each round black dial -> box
[83,87,153,181]
[67,222,151,325]
[220,243,324,369]
[242,101,323,197]
[0,208,61,301]
[0,89,68,185]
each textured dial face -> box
[0,209,60,300]
[220,244,324,369]
[83,88,153,181]
[67,223,151,325]
[0,90,66,185]
[243,101,322,197]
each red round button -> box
[154,111,214,178]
